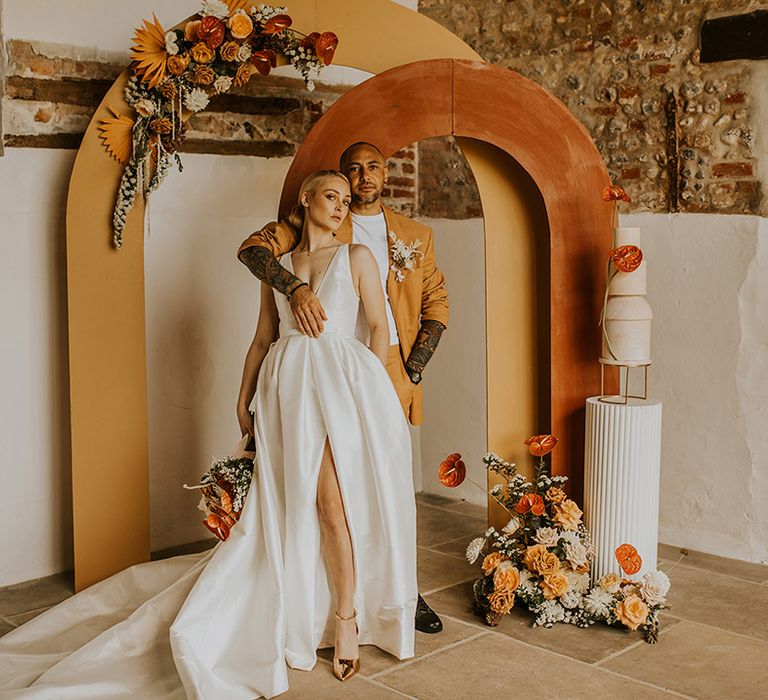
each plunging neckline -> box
[289,244,344,297]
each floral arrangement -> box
[183,445,255,541]
[100,0,338,248]
[388,231,423,282]
[440,435,670,643]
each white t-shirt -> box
[351,212,399,345]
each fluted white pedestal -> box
[584,397,662,581]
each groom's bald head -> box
[339,142,385,172]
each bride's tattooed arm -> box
[405,319,446,384]
[239,246,303,297]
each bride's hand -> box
[237,404,254,437]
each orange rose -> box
[552,499,583,531]
[481,551,506,574]
[523,544,560,576]
[615,594,649,630]
[190,42,215,64]
[219,40,241,62]
[515,493,545,516]
[545,486,566,503]
[540,572,570,600]
[524,434,558,457]
[193,64,215,85]
[598,572,621,594]
[493,563,521,593]
[488,588,515,615]
[233,62,255,87]
[228,10,254,39]
[167,53,190,75]
[184,20,202,42]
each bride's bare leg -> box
[316,438,358,660]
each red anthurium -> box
[438,454,466,487]
[524,434,558,457]
[250,49,277,76]
[300,31,320,49]
[609,244,643,273]
[198,15,226,49]
[263,13,292,35]
[315,31,338,65]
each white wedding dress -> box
[0,244,417,699]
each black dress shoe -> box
[415,594,443,633]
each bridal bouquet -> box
[440,435,670,643]
[184,434,255,541]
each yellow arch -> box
[66,0,483,590]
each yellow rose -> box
[493,563,521,593]
[167,53,190,76]
[523,544,560,576]
[615,594,649,630]
[193,65,215,85]
[219,40,240,62]
[540,571,570,600]
[488,588,515,615]
[545,486,566,503]
[552,499,583,531]
[228,10,254,39]
[482,551,506,575]
[598,572,621,594]
[233,62,255,87]
[190,42,215,64]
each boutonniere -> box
[388,231,424,282]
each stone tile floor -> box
[2,493,767,699]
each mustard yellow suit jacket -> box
[237,205,449,363]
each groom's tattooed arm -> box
[405,319,446,384]
[239,246,304,297]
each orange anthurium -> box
[438,455,466,487]
[515,493,545,515]
[601,184,632,203]
[524,434,558,457]
[615,543,643,575]
[609,244,643,273]
[263,13,292,35]
[315,31,338,65]
[300,31,320,48]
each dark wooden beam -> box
[700,10,768,63]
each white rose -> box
[213,75,233,94]
[237,43,252,62]
[640,570,670,606]
[164,31,179,56]
[534,527,559,547]
[564,540,589,568]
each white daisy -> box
[183,87,210,112]
[583,587,613,618]
[200,0,229,19]
[465,537,486,565]
[560,590,582,609]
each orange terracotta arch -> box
[277,59,611,500]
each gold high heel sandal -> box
[333,609,360,682]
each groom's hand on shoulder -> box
[289,284,327,338]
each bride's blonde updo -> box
[287,169,350,232]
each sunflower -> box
[98,106,135,165]
[131,14,168,89]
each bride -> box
[0,170,417,699]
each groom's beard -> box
[354,189,381,206]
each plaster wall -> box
[624,211,768,564]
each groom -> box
[237,142,448,634]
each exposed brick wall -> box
[0,39,418,216]
[418,0,765,218]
